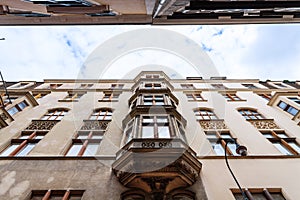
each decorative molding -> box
[26,120,59,130]
[199,120,228,130]
[247,119,280,129]
[80,120,109,130]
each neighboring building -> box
[0,71,300,199]
[1,0,300,25]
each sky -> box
[0,24,300,81]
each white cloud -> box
[0,24,299,81]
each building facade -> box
[0,71,300,199]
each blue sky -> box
[0,24,299,81]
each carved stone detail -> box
[26,120,59,130]
[247,119,280,129]
[199,120,227,130]
[0,113,8,120]
[80,120,109,130]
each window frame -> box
[194,109,218,120]
[185,93,206,101]
[238,109,265,120]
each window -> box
[30,190,84,200]
[238,109,265,120]
[222,93,243,101]
[0,131,47,156]
[145,74,160,79]
[258,93,272,101]
[111,84,124,89]
[32,92,49,100]
[41,108,68,120]
[260,130,300,155]
[66,131,104,156]
[277,101,299,116]
[89,108,112,120]
[100,92,120,101]
[49,83,62,89]
[141,116,172,138]
[274,83,288,88]
[143,94,165,105]
[288,97,300,104]
[0,93,18,107]
[61,92,84,102]
[181,84,195,89]
[212,84,227,89]
[205,131,240,156]
[186,93,206,101]
[9,82,30,89]
[242,84,258,89]
[232,188,286,200]
[7,100,29,116]
[194,109,218,120]
[78,83,93,89]
[144,83,162,89]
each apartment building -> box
[0,71,300,199]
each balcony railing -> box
[246,119,280,129]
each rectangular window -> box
[7,100,29,116]
[222,93,243,101]
[144,83,162,89]
[288,97,300,104]
[186,93,206,101]
[78,83,93,89]
[0,131,47,156]
[62,93,84,102]
[260,130,300,155]
[258,93,272,101]
[32,92,49,100]
[205,131,239,156]
[100,92,120,102]
[49,83,62,89]
[141,116,171,138]
[66,131,104,156]
[111,84,124,89]
[143,94,166,105]
[232,188,286,200]
[181,84,195,89]
[212,84,227,89]
[242,84,258,89]
[277,101,299,116]
[30,190,84,200]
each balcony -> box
[112,138,202,199]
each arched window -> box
[238,108,264,120]
[41,108,69,120]
[194,108,218,120]
[89,108,113,120]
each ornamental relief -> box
[80,120,109,130]
[248,119,280,129]
[26,120,58,130]
[199,120,228,130]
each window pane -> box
[287,107,298,116]
[158,126,170,138]
[66,144,82,156]
[18,101,28,110]
[0,144,19,156]
[288,142,300,153]
[263,133,274,139]
[211,142,225,155]
[273,143,293,155]
[143,117,154,123]
[271,193,286,200]
[142,126,154,138]
[83,143,99,156]
[252,193,268,200]
[228,143,238,156]
[278,101,287,109]
[7,107,19,116]
[16,143,35,156]
[157,117,168,123]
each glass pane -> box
[90,115,97,120]
[158,126,170,138]
[16,143,35,156]
[19,135,30,139]
[273,143,293,155]
[49,116,57,120]
[288,142,300,153]
[143,117,154,123]
[233,193,245,200]
[228,143,238,156]
[206,132,217,139]
[157,117,168,123]
[35,135,44,140]
[7,107,19,116]
[66,144,82,156]
[56,116,63,120]
[18,101,28,110]
[105,115,112,120]
[277,133,288,138]
[252,193,268,200]
[142,126,154,138]
[83,143,99,156]
[77,135,89,139]
[0,144,19,156]
[155,101,164,105]
[287,107,298,116]
[278,101,287,110]
[263,134,274,139]
[211,142,225,155]
[221,133,232,139]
